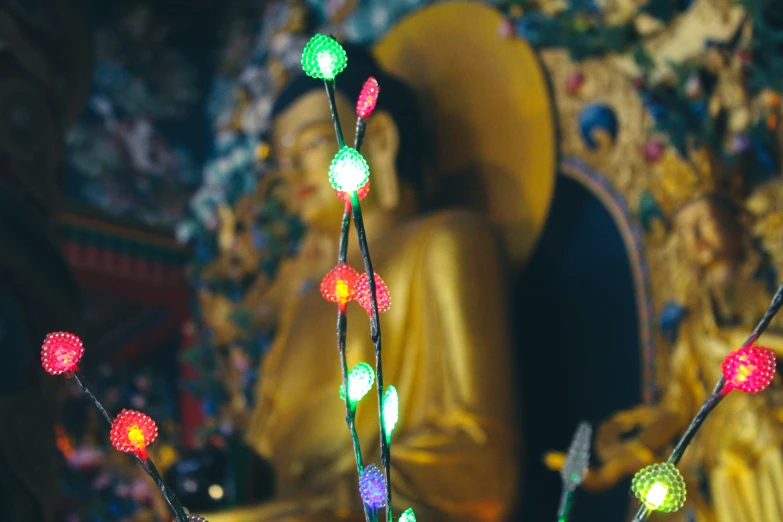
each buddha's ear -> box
[363,110,400,210]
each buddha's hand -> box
[595,405,669,462]
[542,450,647,492]
[544,405,678,492]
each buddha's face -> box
[272,90,357,232]
[674,196,743,282]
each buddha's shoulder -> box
[411,208,492,233]
[400,209,498,255]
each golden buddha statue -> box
[546,149,783,522]
[206,4,556,521]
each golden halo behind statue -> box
[374,1,556,267]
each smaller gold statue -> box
[547,149,783,522]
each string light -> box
[359,464,387,509]
[383,385,399,442]
[355,272,391,315]
[336,180,370,205]
[721,345,777,394]
[356,77,380,119]
[41,337,189,519]
[110,409,159,459]
[321,263,361,308]
[399,508,416,522]
[340,362,375,405]
[329,147,371,192]
[562,422,591,489]
[41,332,85,376]
[632,463,686,513]
[301,34,347,81]
[188,516,208,522]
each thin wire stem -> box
[557,489,574,522]
[631,506,650,522]
[72,372,113,426]
[337,304,362,476]
[667,379,725,466]
[355,118,367,151]
[350,192,393,522]
[136,455,189,522]
[629,281,783,522]
[337,304,373,522]
[631,383,726,520]
[339,203,352,262]
[325,80,346,149]
[72,371,190,522]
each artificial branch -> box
[325,80,346,149]
[43,333,193,522]
[630,282,783,522]
[325,75,379,522]
[136,454,189,522]
[303,35,401,521]
[72,372,114,426]
[350,191,393,522]
[83,379,189,522]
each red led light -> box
[721,345,777,394]
[335,180,370,205]
[41,332,85,376]
[321,263,361,308]
[356,77,380,119]
[110,409,159,459]
[355,272,391,315]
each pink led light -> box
[355,272,391,315]
[41,332,85,376]
[721,345,777,394]
[356,77,380,119]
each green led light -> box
[340,362,375,405]
[383,385,399,441]
[632,463,686,513]
[329,147,370,192]
[301,34,347,80]
[399,508,416,522]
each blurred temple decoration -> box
[65,0,202,228]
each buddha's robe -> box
[211,210,520,522]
